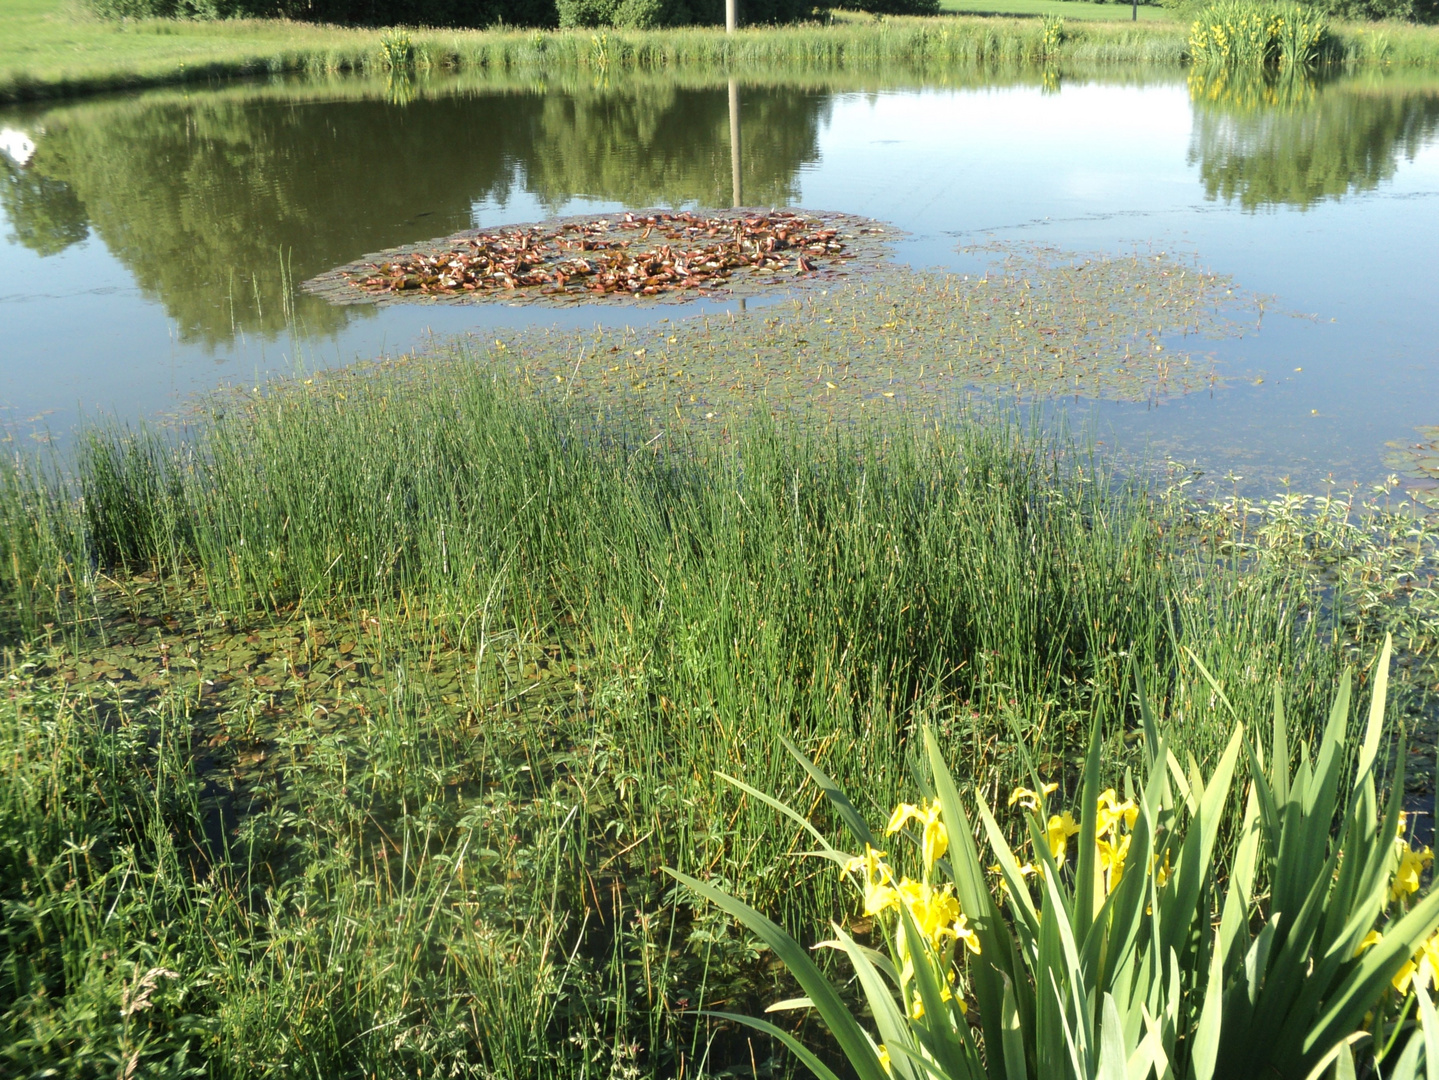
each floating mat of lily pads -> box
[304,208,895,308]
[453,244,1257,421]
[1385,426,1439,510]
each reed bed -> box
[0,12,1187,102]
[1188,0,1333,66]
[4,350,1426,1076]
[8,4,1439,104]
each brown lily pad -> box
[303,208,895,308]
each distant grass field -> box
[938,0,1172,22]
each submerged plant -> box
[674,638,1439,1080]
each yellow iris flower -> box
[1047,811,1081,864]
[842,844,898,917]
[989,861,1039,893]
[1152,849,1172,889]
[1097,832,1132,894]
[894,879,979,955]
[1008,782,1059,813]
[1391,843,1434,903]
[1095,789,1138,839]
[1356,928,1439,996]
[886,799,948,875]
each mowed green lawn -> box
[0,0,395,97]
[939,0,1175,21]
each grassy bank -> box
[941,0,1169,19]
[6,4,1439,106]
[2,5,1196,102]
[3,344,1436,1075]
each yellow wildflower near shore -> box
[1361,929,1439,995]
[1008,782,1058,814]
[886,798,948,876]
[1046,810,1080,863]
[1390,815,1434,905]
[842,844,898,917]
[843,799,983,1028]
[1006,783,1139,894]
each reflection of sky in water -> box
[796,84,1439,493]
[1,76,1437,496]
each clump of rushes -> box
[1188,1,1331,68]
[378,29,416,70]
[1040,16,1065,60]
[675,637,1439,1080]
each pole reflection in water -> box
[729,78,746,311]
[729,78,743,208]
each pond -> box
[2,64,1438,497]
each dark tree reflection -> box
[4,78,826,345]
[1188,68,1439,210]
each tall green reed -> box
[0,358,1365,1075]
[4,360,1350,834]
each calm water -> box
[2,67,1438,494]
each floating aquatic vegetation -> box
[305,209,892,307]
[1386,426,1439,510]
[24,572,588,798]
[461,244,1253,424]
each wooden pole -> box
[729,78,742,208]
[726,0,736,33]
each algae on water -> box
[458,243,1256,429]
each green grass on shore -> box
[2,1,1191,102]
[940,0,1170,21]
[1,341,1436,1074]
[6,0,1439,104]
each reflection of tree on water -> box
[517,82,821,210]
[1,163,89,256]
[3,81,826,346]
[1188,69,1439,210]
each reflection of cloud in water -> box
[1187,69,1439,210]
[0,127,36,168]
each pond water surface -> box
[2,66,1438,496]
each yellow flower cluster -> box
[1005,783,1080,881]
[842,799,981,1024]
[887,799,948,876]
[1391,816,1434,904]
[1003,782,1140,898]
[1357,929,1439,995]
[1350,816,1437,998]
[1095,789,1139,895]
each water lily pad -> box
[1385,426,1439,509]
[304,209,895,309]
[439,243,1254,416]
